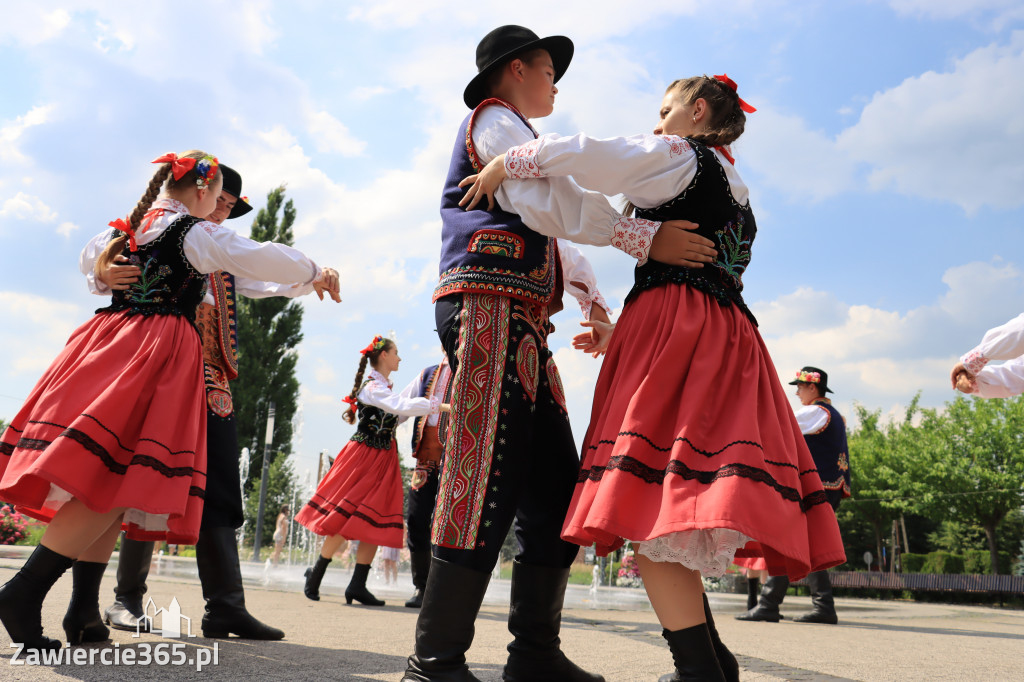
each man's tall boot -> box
[403,558,490,682]
[744,577,759,610]
[195,527,284,639]
[103,537,154,632]
[502,561,604,682]
[405,550,431,608]
[793,571,838,624]
[734,575,788,622]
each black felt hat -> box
[219,164,253,220]
[789,366,834,393]
[463,25,574,109]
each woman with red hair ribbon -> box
[460,75,844,681]
[296,335,448,607]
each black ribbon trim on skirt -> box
[0,442,14,456]
[189,485,207,499]
[303,499,404,530]
[578,454,830,512]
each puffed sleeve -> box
[358,378,440,425]
[557,240,610,319]
[182,221,321,285]
[79,228,117,295]
[972,357,1024,398]
[794,404,830,436]
[233,276,316,300]
[960,313,1024,375]
[472,105,663,264]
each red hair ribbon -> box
[360,335,385,356]
[713,74,756,113]
[151,152,198,181]
[342,395,358,408]
[108,218,138,252]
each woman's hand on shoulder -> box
[313,267,342,302]
[459,153,508,211]
[97,255,142,290]
[649,220,717,267]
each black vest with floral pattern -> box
[629,139,757,324]
[351,380,400,450]
[97,215,207,326]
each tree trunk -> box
[983,522,1000,575]
[872,521,883,571]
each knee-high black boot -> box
[0,544,73,651]
[405,550,431,608]
[502,561,604,682]
[403,558,490,682]
[303,556,331,601]
[661,624,726,682]
[793,570,838,624]
[702,594,739,682]
[745,577,759,610]
[63,561,110,645]
[345,563,384,606]
[104,536,154,631]
[196,527,284,639]
[735,575,788,622]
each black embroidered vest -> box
[97,215,207,326]
[628,140,757,324]
[350,380,399,450]
[803,400,852,500]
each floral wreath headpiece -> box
[795,370,821,384]
[360,335,388,356]
[152,152,220,188]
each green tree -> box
[234,187,305,483]
[244,453,299,549]
[916,396,1024,574]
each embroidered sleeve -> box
[962,312,1024,368]
[610,217,660,265]
[505,138,544,179]
[961,349,988,375]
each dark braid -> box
[342,338,395,424]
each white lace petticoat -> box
[43,483,170,533]
[636,528,753,577]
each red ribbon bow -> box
[108,218,138,252]
[152,152,198,181]
[713,74,757,113]
[360,335,384,356]
[342,395,358,409]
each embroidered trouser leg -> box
[431,294,579,572]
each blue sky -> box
[2,1,1023,491]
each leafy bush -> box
[0,504,27,545]
[901,553,927,573]
[921,551,964,575]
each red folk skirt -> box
[0,311,207,544]
[295,438,404,548]
[561,284,846,581]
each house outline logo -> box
[135,596,197,639]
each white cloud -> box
[0,105,56,163]
[836,32,1024,213]
[888,0,1024,28]
[0,193,58,222]
[57,221,80,237]
[0,292,84,376]
[0,8,70,46]
[304,110,367,156]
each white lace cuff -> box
[961,349,988,375]
[578,291,611,320]
[610,217,660,265]
[429,395,441,415]
[504,139,544,179]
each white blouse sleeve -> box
[472,105,662,263]
[182,222,320,285]
[972,357,1024,398]
[557,240,610,319]
[233,276,316,300]
[505,133,698,210]
[794,404,831,436]
[79,228,116,295]
[358,379,440,425]
[960,313,1024,374]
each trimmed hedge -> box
[901,553,927,573]
[921,551,964,575]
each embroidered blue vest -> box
[629,140,757,324]
[803,400,852,499]
[351,380,400,450]
[434,99,558,304]
[98,215,207,326]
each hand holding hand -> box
[458,153,508,211]
[313,267,342,302]
[648,220,717,267]
[572,320,616,358]
[950,362,977,393]
[97,255,142,290]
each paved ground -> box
[1,551,1022,681]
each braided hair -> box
[667,75,747,148]
[342,338,396,424]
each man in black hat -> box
[736,366,851,625]
[92,165,335,640]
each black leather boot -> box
[502,561,604,682]
[0,544,73,651]
[661,624,726,681]
[735,575,788,622]
[793,571,838,624]
[196,527,284,639]
[702,594,739,682]
[303,556,331,601]
[63,560,110,645]
[403,558,490,682]
[745,577,759,610]
[405,550,431,608]
[345,563,384,606]
[104,536,154,632]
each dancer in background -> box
[0,151,339,651]
[297,336,447,606]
